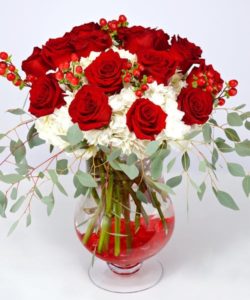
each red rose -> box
[84,49,126,94]
[186,63,224,95]
[41,35,74,69]
[29,74,66,117]
[126,98,167,140]
[69,85,112,130]
[67,22,112,58]
[168,36,202,73]
[22,47,50,77]
[137,50,177,84]
[177,87,213,125]
[118,26,170,54]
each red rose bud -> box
[0,52,8,60]
[65,72,74,81]
[59,61,70,70]
[71,53,79,62]
[55,71,64,81]
[70,77,79,86]
[141,84,149,91]
[133,69,140,77]
[228,79,238,88]
[109,21,118,31]
[124,76,131,83]
[119,15,127,23]
[135,90,143,97]
[99,18,107,27]
[218,98,225,106]
[7,73,16,81]
[228,88,237,96]
[75,66,83,74]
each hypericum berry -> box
[197,77,206,87]
[14,79,22,86]
[135,90,143,98]
[124,76,131,83]
[217,83,223,91]
[6,73,16,81]
[65,72,74,81]
[70,77,79,86]
[228,79,238,88]
[55,71,64,81]
[207,70,214,78]
[119,15,127,23]
[75,65,83,74]
[197,71,204,78]
[0,52,8,60]
[8,65,15,72]
[141,84,149,91]
[133,69,140,77]
[138,64,144,72]
[99,18,107,27]
[228,88,237,96]
[71,53,79,62]
[218,98,225,106]
[0,68,6,75]
[206,85,213,93]
[125,61,132,69]
[147,76,154,83]
[0,62,7,69]
[109,21,118,31]
[207,78,214,85]
[59,61,70,70]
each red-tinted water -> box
[76,216,175,267]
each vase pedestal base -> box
[88,258,164,293]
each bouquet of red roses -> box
[0,15,249,278]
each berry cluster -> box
[99,15,128,32]
[0,52,25,88]
[122,61,154,97]
[217,79,238,106]
[55,53,83,89]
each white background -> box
[1,0,250,299]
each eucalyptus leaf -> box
[167,157,176,173]
[10,139,26,164]
[153,182,175,195]
[182,152,190,171]
[119,163,139,180]
[10,187,18,200]
[0,146,6,154]
[197,182,206,201]
[213,190,239,210]
[7,108,26,115]
[66,124,83,146]
[166,175,182,188]
[136,190,148,203]
[0,173,24,184]
[212,148,219,166]
[234,104,246,110]
[10,196,25,213]
[215,138,234,153]
[27,124,45,148]
[7,220,19,236]
[42,194,55,216]
[242,176,250,197]
[199,161,207,172]
[227,112,243,126]
[224,128,240,142]
[0,134,5,140]
[145,141,160,156]
[245,121,250,130]
[56,159,69,175]
[26,213,32,227]
[0,191,7,217]
[127,153,138,165]
[107,149,122,162]
[151,148,170,180]
[76,171,97,188]
[184,129,201,140]
[202,124,212,143]
[47,170,68,196]
[235,140,250,156]
[240,111,250,120]
[227,162,245,177]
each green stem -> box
[122,181,132,251]
[151,191,168,231]
[114,185,122,256]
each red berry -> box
[207,70,214,78]
[65,72,74,81]
[7,73,16,81]
[14,80,22,86]
[71,53,79,62]
[228,79,238,88]
[133,69,140,77]
[138,64,144,72]
[0,68,5,75]
[125,61,132,69]
[141,84,149,91]
[124,76,131,83]
[208,78,214,85]
[135,90,143,97]
[0,62,7,69]
[119,15,127,23]
[217,83,223,91]
[70,77,79,86]
[0,52,8,60]
[75,65,83,74]
[109,21,118,31]
[55,71,64,81]
[99,18,107,27]
[206,85,213,93]
[59,61,70,70]
[147,76,154,83]
[197,71,204,78]
[218,98,225,106]
[228,88,237,96]
[8,65,15,72]
[197,77,206,87]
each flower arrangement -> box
[0,14,249,254]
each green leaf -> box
[76,171,97,188]
[202,124,212,143]
[212,148,219,166]
[227,162,245,177]
[213,190,239,210]
[7,220,19,236]
[66,124,83,146]
[119,163,139,180]
[127,153,138,165]
[224,128,240,142]
[42,194,55,216]
[7,108,26,115]
[198,160,207,172]
[0,146,6,154]
[209,118,218,126]
[197,182,206,201]
[184,129,201,140]
[47,170,68,196]
[240,111,250,120]
[235,104,246,110]
[166,175,182,188]
[182,152,190,171]
[107,148,122,162]
[145,141,160,156]
[215,138,234,153]
[15,160,29,175]
[49,144,54,153]
[10,139,26,164]
[0,191,7,217]
[136,190,148,204]
[242,176,250,197]
[0,173,24,184]
[10,187,18,200]
[27,124,45,148]
[153,182,175,195]
[56,159,69,175]
[227,112,243,126]
[73,174,89,198]
[0,134,5,140]
[235,140,250,156]
[167,157,176,173]
[26,213,32,227]
[151,148,170,180]
[10,196,25,213]
[245,121,250,130]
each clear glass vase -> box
[74,154,175,293]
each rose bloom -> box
[177,87,213,125]
[68,85,112,130]
[168,36,202,74]
[137,50,177,84]
[84,49,126,94]
[29,74,66,117]
[118,26,170,54]
[66,22,112,58]
[126,98,167,140]
[22,47,50,77]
